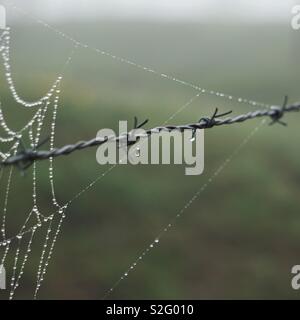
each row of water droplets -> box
[1,88,67,299]
[1,27,61,108]
[0,26,72,299]
[103,120,266,298]
[7,1,271,109]
[0,26,61,242]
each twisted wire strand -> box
[1,102,300,167]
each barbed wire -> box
[1,99,299,169]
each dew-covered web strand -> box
[0,101,44,143]
[1,165,13,241]
[1,28,60,107]
[34,205,68,299]
[6,109,50,299]
[5,0,271,110]
[9,228,35,298]
[60,92,220,296]
[33,82,69,299]
[58,90,264,298]
[0,27,78,109]
[0,29,77,299]
[65,91,201,207]
[3,91,69,299]
[16,53,75,298]
[3,91,70,298]
[103,119,267,299]
[47,93,202,299]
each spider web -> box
[0,3,272,300]
[0,27,76,299]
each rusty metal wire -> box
[1,101,299,169]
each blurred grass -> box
[0,20,300,299]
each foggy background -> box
[3,0,299,23]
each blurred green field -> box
[0,19,300,299]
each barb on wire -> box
[124,116,149,147]
[117,116,149,161]
[269,95,288,126]
[1,101,300,169]
[191,108,232,138]
[14,136,50,173]
[199,108,233,128]
[134,116,149,130]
